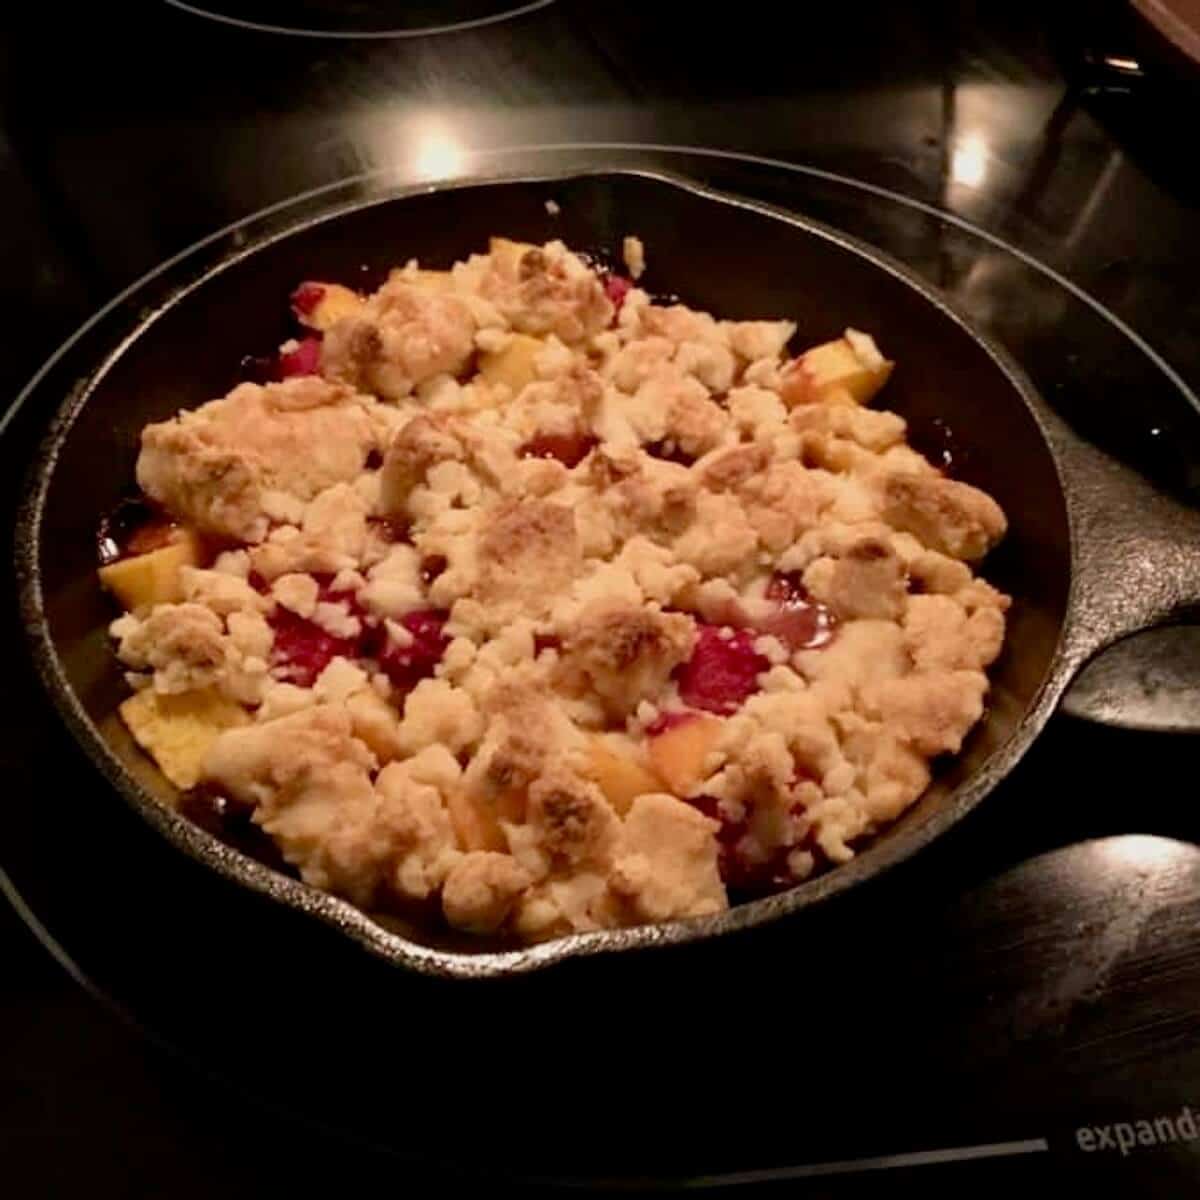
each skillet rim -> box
[15,166,1078,979]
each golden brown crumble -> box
[106,233,1010,944]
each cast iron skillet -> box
[17,170,1200,978]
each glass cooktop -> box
[3,3,1200,1195]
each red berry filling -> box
[268,573,449,695]
[268,581,366,688]
[240,331,322,385]
[419,555,448,585]
[644,439,695,467]
[721,838,805,894]
[290,281,326,319]
[269,613,358,688]
[278,335,322,378]
[97,496,179,565]
[519,432,598,469]
[688,795,816,894]
[368,514,413,545]
[377,609,449,694]
[603,273,633,313]
[761,572,837,651]
[675,625,769,715]
[125,518,180,557]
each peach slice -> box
[119,687,249,790]
[292,282,365,332]
[477,331,544,396]
[446,788,526,853]
[780,330,893,407]
[447,789,502,853]
[646,714,722,797]
[584,735,663,816]
[478,333,544,395]
[344,689,404,764]
[98,531,200,612]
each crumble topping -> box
[137,377,381,541]
[321,279,477,400]
[103,232,1010,944]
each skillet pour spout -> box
[18,168,1200,978]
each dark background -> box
[4,2,1200,1195]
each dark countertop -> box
[4,3,1200,1195]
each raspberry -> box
[278,335,322,378]
[674,624,768,715]
[377,609,449,694]
[290,281,326,319]
[268,580,366,688]
[603,273,632,313]
[269,609,359,688]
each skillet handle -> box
[1049,413,1200,726]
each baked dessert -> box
[99,234,1009,943]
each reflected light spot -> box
[950,132,988,189]
[410,124,467,181]
[1094,834,1194,873]
[1104,55,1142,74]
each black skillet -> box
[17,170,1200,979]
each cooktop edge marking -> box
[677,1137,1050,1187]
